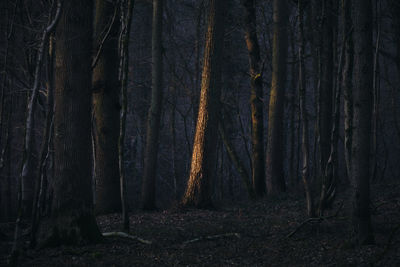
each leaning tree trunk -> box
[266,0,288,194]
[141,0,164,210]
[351,0,374,245]
[182,0,227,208]
[241,0,265,197]
[37,0,102,246]
[92,0,122,214]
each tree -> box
[266,0,288,194]
[182,0,227,208]
[141,0,164,210]
[37,0,102,246]
[298,0,314,217]
[241,0,265,197]
[92,0,122,214]
[351,0,374,245]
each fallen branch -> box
[182,233,241,245]
[287,202,344,238]
[102,232,152,245]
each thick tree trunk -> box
[266,0,288,194]
[141,0,164,210]
[93,0,122,214]
[351,0,374,245]
[37,0,102,246]
[182,0,227,208]
[241,0,265,197]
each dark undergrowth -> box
[1,182,399,266]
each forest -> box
[0,0,399,266]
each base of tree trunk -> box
[37,211,102,247]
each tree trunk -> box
[241,0,265,197]
[141,0,164,210]
[351,0,374,245]
[37,0,102,246]
[182,0,227,208]
[93,0,122,214]
[266,0,288,194]
[317,0,334,187]
[298,0,314,217]
[343,0,353,185]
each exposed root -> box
[102,232,152,245]
[182,233,241,245]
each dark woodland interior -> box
[0,0,400,266]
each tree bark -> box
[266,0,288,194]
[93,0,122,214]
[141,0,164,210]
[37,0,102,246]
[351,0,374,245]
[298,0,314,217]
[343,0,353,185]
[241,0,265,197]
[182,0,227,208]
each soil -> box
[1,182,399,266]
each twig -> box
[102,232,152,245]
[182,233,241,245]
[286,202,344,238]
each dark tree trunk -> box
[266,0,288,194]
[182,0,227,208]
[93,0,122,214]
[141,0,164,210]
[241,0,265,197]
[351,0,374,245]
[37,0,102,246]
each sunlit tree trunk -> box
[141,0,164,210]
[37,0,102,246]
[92,0,122,214]
[351,0,374,245]
[266,0,288,194]
[182,0,227,208]
[241,0,265,197]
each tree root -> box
[182,233,241,245]
[102,232,152,245]
[287,202,344,238]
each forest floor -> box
[1,182,400,266]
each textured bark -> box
[241,0,265,197]
[351,0,374,245]
[37,0,102,246]
[93,0,122,214]
[141,0,164,210]
[298,0,314,217]
[182,0,227,208]
[343,0,353,184]
[266,0,288,194]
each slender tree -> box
[182,0,227,208]
[266,0,288,194]
[141,0,164,210]
[37,0,102,246]
[92,0,122,214]
[241,0,265,197]
[298,0,314,217]
[351,0,374,245]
